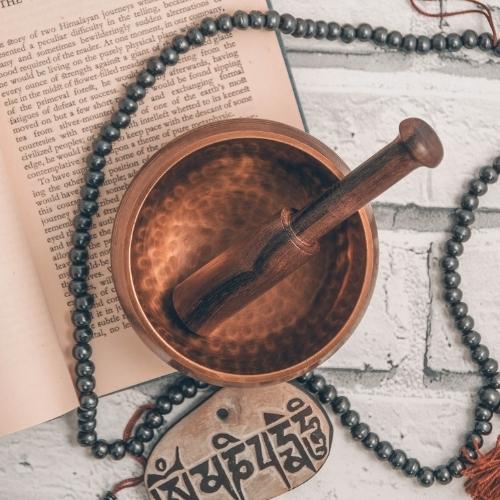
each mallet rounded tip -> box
[399,117,444,168]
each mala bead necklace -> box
[67,8,500,500]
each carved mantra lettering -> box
[145,384,333,500]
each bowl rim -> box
[111,118,379,386]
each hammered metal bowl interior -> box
[113,120,377,385]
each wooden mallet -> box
[172,118,443,336]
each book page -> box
[0,0,303,412]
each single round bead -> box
[308,374,326,393]
[447,458,465,478]
[156,396,172,415]
[443,271,461,289]
[351,423,369,440]
[363,432,379,449]
[137,70,155,88]
[297,371,314,383]
[441,256,459,271]
[195,379,209,389]
[135,424,154,443]
[447,33,462,51]
[356,23,372,42]
[486,373,500,389]
[446,240,463,257]
[81,185,99,202]
[79,419,96,432]
[389,449,407,469]
[375,441,393,460]
[474,420,492,435]
[126,83,146,101]
[455,209,475,226]
[451,302,468,319]
[79,200,98,216]
[444,288,462,305]
[109,440,126,460]
[119,97,138,114]
[73,231,90,248]
[402,34,417,52]
[479,387,500,410]
[340,24,356,43]
[77,407,96,422]
[87,153,106,170]
[73,342,92,361]
[387,31,403,48]
[292,18,307,38]
[75,359,95,377]
[101,124,120,142]
[77,431,97,447]
[462,29,478,48]
[463,331,481,348]
[315,20,328,39]
[167,386,184,405]
[92,440,108,459]
[461,446,478,463]
[461,193,479,211]
[70,248,88,265]
[327,22,341,40]
[304,19,317,39]
[76,376,95,394]
[233,10,249,29]
[279,13,296,35]
[75,294,94,312]
[341,410,360,428]
[186,27,204,46]
[145,409,164,429]
[478,32,493,51]
[481,358,498,376]
[103,493,117,500]
[200,17,218,36]
[249,11,265,30]
[172,35,190,53]
[466,432,483,449]
[432,33,447,51]
[403,458,420,477]
[319,384,337,403]
[372,27,388,46]
[80,392,98,410]
[456,315,474,332]
[471,345,489,363]
[126,438,144,457]
[416,36,431,54]
[86,170,105,188]
[418,467,435,487]
[74,214,92,231]
[434,465,452,484]
[331,396,350,415]
[470,179,487,196]
[160,47,179,66]
[475,405,492,421]
[452,225,471,243]
[264,11,280,31]
[180,377,197,397]
[479,166,498,184]
[111,111,131,129]
[72,310,91,328]
[94,139,112,156]
[147,57,166,76]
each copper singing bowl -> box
[112,118,378,386]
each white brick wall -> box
[1,1,500,499]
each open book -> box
[0,0,303,438]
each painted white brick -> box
[427,228,500,372]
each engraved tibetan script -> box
[145,384,333,500]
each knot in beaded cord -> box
[65,10,499,496]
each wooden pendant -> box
[145,382,333,500]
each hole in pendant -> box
[216,408,229,420]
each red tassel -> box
[463,435,500,500]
